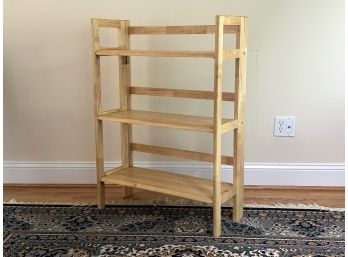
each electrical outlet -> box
[274,116,296,137]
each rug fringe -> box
[4,198,344,211]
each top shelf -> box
[96,48,242,58]
[128,25,239,35]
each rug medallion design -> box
[3,204,344,256]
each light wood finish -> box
[224,50,243,58]
[4,185,344,208]
[91,20,101,115]
[221,120,240,133]
[223,16,243,26]
[104,166,127,176]
[212,15,224,237]
[91,16,248,237]
[96,48,241,59]
[129,25,239,34]
[118,21,134,197]
[95,120,105,208]
[232,17,248,222]
[130,87,235,101]
[100,109,120,115]
[97,49,215,58]
[91,19,105,209]
[92,18,122,28]
[98,109,233,133]
[100,166,235,204]
[131,143,233,165]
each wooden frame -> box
[91,15,248,237]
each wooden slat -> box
[223,49,242,58]
[98,109,233,133]
[129,25,239,34]
[223,16,243,26]
[212,15,224,237]
[221,120,240,133]
[96,49,215,58]
[96,48,241,58]
[222,186,237,203]
[101,166,234,204]
[131,143,233,165]
[104,166,125,176]
[92,18,122,28]
[100,109,120,116]
[130,87,235,101]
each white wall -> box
[4,0,344,185]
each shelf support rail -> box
[129,87,235,101]
[131,143,233,165]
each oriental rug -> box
[3,204,345,256]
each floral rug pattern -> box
[3,204,345,256]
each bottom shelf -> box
[101,166,235,204]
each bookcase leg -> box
[233,190,243,222]
[212,15,224,237]
[232,16,247,222]
[213,189,222,237]
[97,181,105,209]
[213,127,222,237]
[122,123,133,198]
[233,128,244,222]
[122,124,133,198]
[118,21,133,198]
[95,119,105,209]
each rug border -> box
[3,203,345,212]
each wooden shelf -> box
[128,25,239,34]
[98,110,238,132]
[91,16,248,237]
[101,166,235,203]
[96,48,241,58]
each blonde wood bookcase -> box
[91,15,248,237]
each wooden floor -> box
[3,184,344,208]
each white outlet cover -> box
[274,116,296,137]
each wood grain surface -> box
[4,185,344,208]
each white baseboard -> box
[3,161,345,186]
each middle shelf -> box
[96,48,241,58]
[101,166,236,203]
[98,109,239,133]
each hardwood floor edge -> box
[3,184,345,191]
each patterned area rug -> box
[3,204,345,256]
